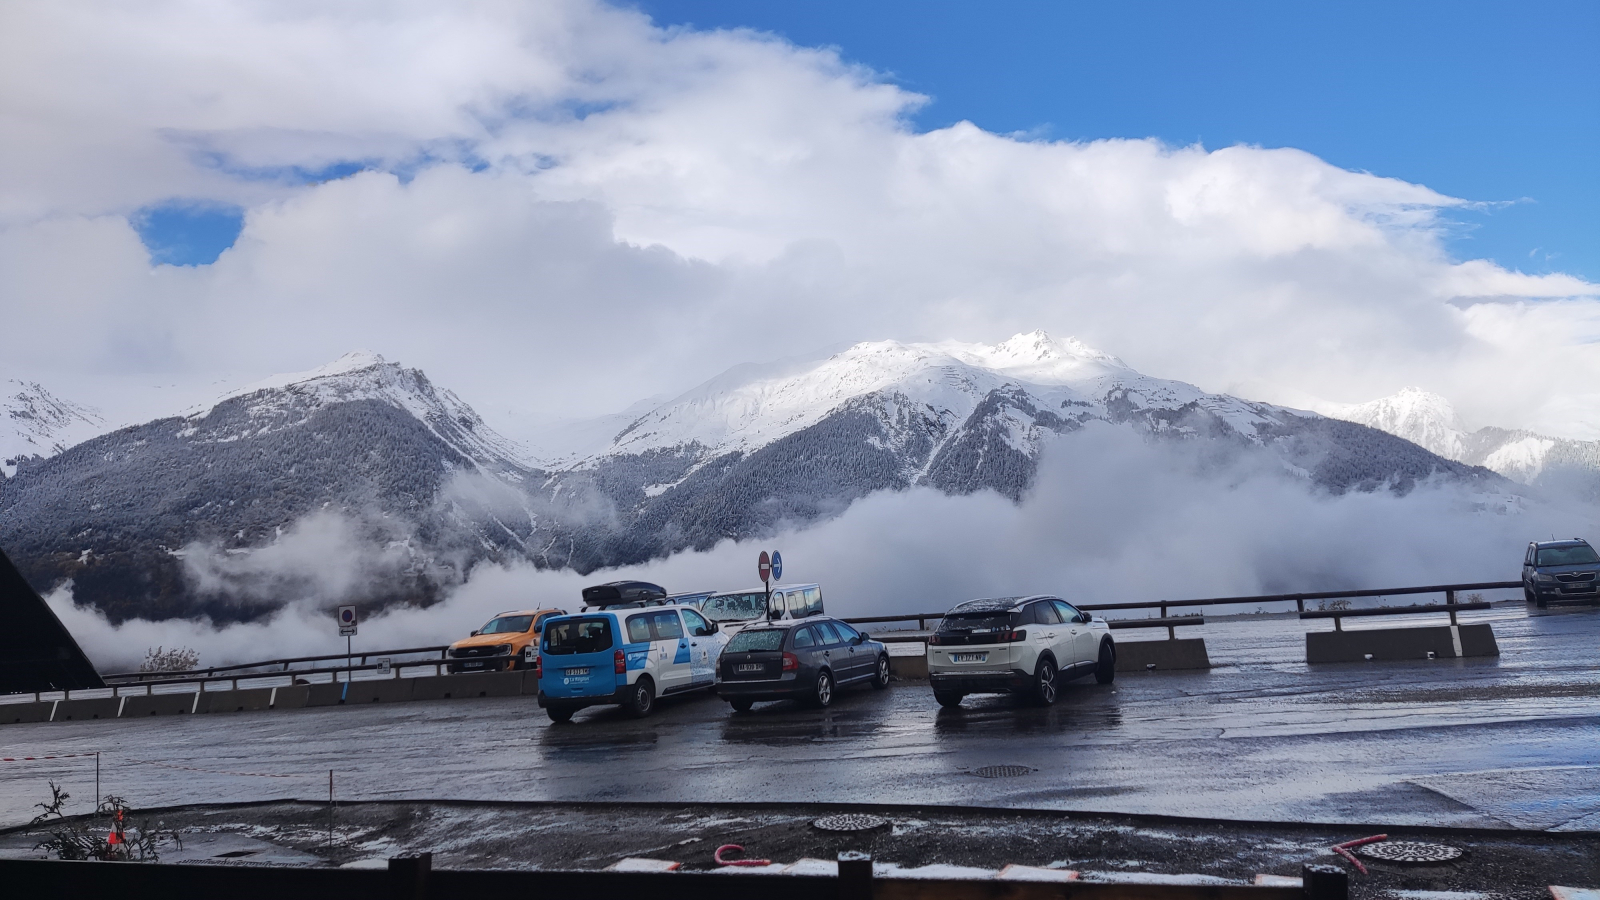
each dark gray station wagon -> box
[714,616,890,711]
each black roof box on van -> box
[581,580,668,608]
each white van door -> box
[649,610,692,693]
[680,608,720,686]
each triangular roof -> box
[0,545,104,693]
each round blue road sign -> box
[771,551,783,582]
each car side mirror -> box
[470,630,480,636]
[853,634,865,644]
[1078,613,1092,624]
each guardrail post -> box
[1446,589,1459,625]
[838,851,872,900]
[388,852,431,900]
[1301,863,1347,899]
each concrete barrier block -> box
[199,688,277,713]
[0,702,55,724]
[270,685,312,709]
[342,678,416,704]
[1306,623,1498,663]
[52,697,121,721]
[121,692,200,717]
[305,682,346,707]
[1114,638,1211,671]
[522,672,539,695]
[412,671,523,701]
[889,655,929,680]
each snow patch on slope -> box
[2,380,107,477]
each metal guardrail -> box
[104,645,455,682]
[38,579,1518,700]
[840,581,1521,632]
[1300,600,1491,630]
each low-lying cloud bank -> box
[48,426,1596,671]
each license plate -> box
[951,652,987,663]
[736,663,764,673]
[565,667,591,676]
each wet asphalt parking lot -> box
[1,603,1597,833]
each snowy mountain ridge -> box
[2,380,107,478]
[591,331,1277,468]
[1326,386,1600,494]
[178,350,531,479]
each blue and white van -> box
[536,605,729,723]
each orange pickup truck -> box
[447,609,565,673]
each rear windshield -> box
[727,629,787,653]
[703,592,768,622]
[936,612,1017,635]
[543,617,614,655]
[479,615,534,635]
[1538,545,1600,566]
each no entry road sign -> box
[758,551,771,584]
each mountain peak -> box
[1331,387,1466,460]
[3,380,107,477]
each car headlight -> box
[1537,572,1557,582]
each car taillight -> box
[927,634,942,645]
[614,649,626,674]
[533,653,542,678]
[1003,629,1027,642]
[781,652,799,672]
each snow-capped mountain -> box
[1327,387,1466,460]
[2,380,106,478]
[0,354,544,622]
[1327,387,1600,498]
[1,334,1502,621]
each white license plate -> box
[736,663,764,673]
[565,668,591,676]
[951,652,988,663]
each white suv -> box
[925,596,1114,708]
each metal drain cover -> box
[812,814,888,832]
[972,765,1035,778]
[1356,841,1463,864]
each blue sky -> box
[634,0,1599,281]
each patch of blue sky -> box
[630,0,1599,283]
[131,201,244,267]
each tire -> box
[1525,588,1536,604]
[624,677,656,718]
[729,699,754,713]
[1032,658,1058,706]
[546,706,574,724]
[872,655,891,689]
[1094,641,1116,685]
[811,670,834,708]
[934,691,964,708]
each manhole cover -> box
[812,814,888,832]
[1356,841,1463,864]
[972,765,1035,778]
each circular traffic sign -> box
[771,551,783,582]
[339,608,356,624]
[757,550,771,583]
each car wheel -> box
[546,706,574,724]
[872,655,891,689]
[1525,588,1536,604]
[1033,658,1058,706]
[811,670,834,708]
[934,691,964,708]
[729,699,754,713]
[1094,641,1116,685]
[625,677,656,718]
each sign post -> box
[338,606,358,680]
[758,551,772,620]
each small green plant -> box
[30,782,181,861]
